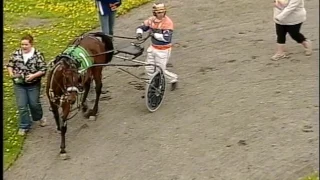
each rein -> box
[47,32,115,120]
[87,32,137,40]
[48,58,83,120]
[48,34,86,104]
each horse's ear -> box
[53,55,61,64]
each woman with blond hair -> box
[272,0,312,60]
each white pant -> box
[145,46,178,83]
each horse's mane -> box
[90,32,114,64]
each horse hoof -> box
[83,111,91,119]
[81,105,88,113]
[59,153,70,160]
[82,108,88,113]
[84,114,90,119]
[84,109,95,119]
[89,116,96,121]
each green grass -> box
[300,172,319,180]
[3,0,152,171]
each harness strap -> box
[67,86,80,93]
[49,63,61,102]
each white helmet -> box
[152,3,166,15]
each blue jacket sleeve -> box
[97,0,121,4]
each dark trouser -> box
[276,23,307,44]
[14,82,43,130]
[98,11,116,36]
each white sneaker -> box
[271,53,289,61]
[304,40,312,56]
[18,129,27,136]
[39,118,47,127]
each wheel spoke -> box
[146,71,166,112]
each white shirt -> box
[274,0,306,25]
[22,47,35,64]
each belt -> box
[151,44,172,50]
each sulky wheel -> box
[145,70,166,112]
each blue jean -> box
[98,11,116,36]
[14,82,43,129]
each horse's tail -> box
[92,32,114,64]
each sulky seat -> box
[116,45,144,58]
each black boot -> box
[171,82,177,91]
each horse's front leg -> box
[84,78,102,119]
[60,118,67,156]
[59,102,70,160]
[49,101,61,132]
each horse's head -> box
[57,55,82,105]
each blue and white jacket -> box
[96,0,122,16]
[136,16,174,50]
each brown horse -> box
[46,32,114,158]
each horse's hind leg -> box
[81,76,92,113]
[84,68,102,119]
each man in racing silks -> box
[136,3,178,91]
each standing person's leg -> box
[166,47,174,68]
[145,46,157,79]
[108,11,116,36]
[98,13,111,35]
[95,14,110,89]
[272,23,289,60]
[27,83,46,127]
[14,84,32,135]
[141,46,156,97]
[95,8,110,89]
[154,48,178,90]
[287,23,312,56]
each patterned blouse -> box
[6,48,47,84]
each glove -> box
[136,33,143,40]
[149,31,154,37]
[152,29,162,34]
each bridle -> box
[48,54,83,120]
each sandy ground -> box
[4,0,319,179]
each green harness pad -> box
[63,45,93,72]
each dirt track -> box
[4,0,319,179]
